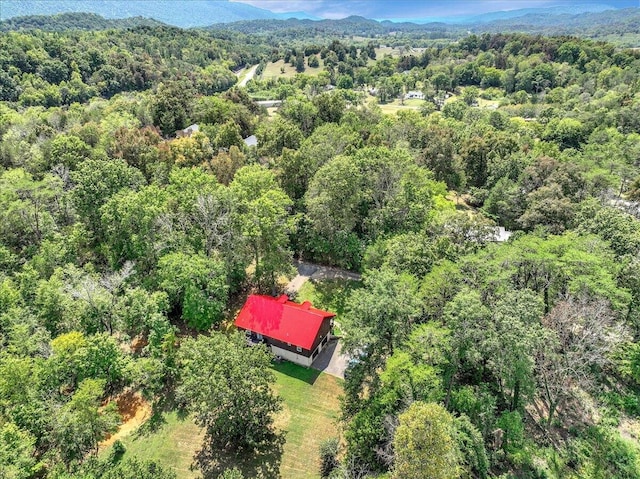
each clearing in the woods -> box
[105,362,342,479]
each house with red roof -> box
[235,294,336,367]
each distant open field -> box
[374,46,399,58]
[375,97,425,114]
[261,58,325,81]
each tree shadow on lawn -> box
[135,389,189,437]
[134,408,167,437]
[271,360,321,385]
[195,432,285,479]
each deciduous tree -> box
[392,402,461,479]
[537,296,626,426]
[176,333,282,451]
[157,251,228,330]
[50,378,119,465]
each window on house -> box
[296,346,302,353]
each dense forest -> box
[0,13,166,32]
[1,16,640,479]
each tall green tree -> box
[100,185,168,270]
[230,165,296,290]
[177,333,282,451]
[71,158,144,241]
[392,402,461,479]
[151,81,195,137]
[0,423,39,479]
[50,378,119,466]
[342,268,422,403]
[0,169,64,250]
[157,251,228,330]
[484,289,546,410]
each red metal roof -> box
[235,294,336,350]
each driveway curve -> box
[238,64,258,87]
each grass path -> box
[116,410,204,478]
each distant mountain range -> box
[0,0,318,27]
[211,9,640,40]
[384,3,618,24]
[1,0,639,43]
[2,1,636,28]
[0,12,167,31]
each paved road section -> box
[238,64,258,87]
[311,338,348,379]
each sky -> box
[231,0,640,20]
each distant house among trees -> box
[235,294,335,367]
[175,123,199,138]
[243,134,258,147]
[256,100,283,108]
[404,90,425,100]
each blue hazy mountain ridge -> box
[0,0,318,26]
[378,3,620,24]
[1,0,636,28]
[462,3,616,23]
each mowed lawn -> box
[272,363,343,479]
[261,58,324,80]
[115,410,204,478]
[109,363,342,479]
[376,97,425,115]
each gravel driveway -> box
[285,260,361,295]
[285,261,358,379]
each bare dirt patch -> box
[100,390,152,450]
[619,417,640,442]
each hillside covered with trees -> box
[1,17,640,479]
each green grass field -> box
[375,97,425,115]
[477,97,501,109]
[261,58,325,81]
[108,363,342,479]
[273,363,343,479]
[115,409,204,478]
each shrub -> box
[319,437,339,477]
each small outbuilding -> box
[404,90,425,100]
[235,294,335,367]
[175,124,199,138]
[243,135,258,147]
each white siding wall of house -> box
[270,333,329,367]
[270,345,314,367]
